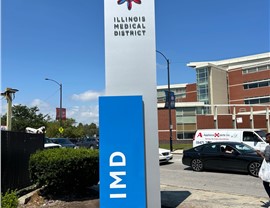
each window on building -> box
[176,108,196,124]
[157,87,187,103]
[177,132,195,140]
[243,80,270,89]
[244,96,270,104]
[242,64,270,74]
[196,67,210,105]
[175,88,186,99]
[196,106,211,114]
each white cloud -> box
[1,93,101,125]
[68,105,99,125]
[30,99,50,110]
[71,90,104,102]
[30,99,55,119]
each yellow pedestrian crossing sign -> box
[59,127,64,134]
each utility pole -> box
[1,88,19,130]
[156,50,173,152]
[45,78,63,127]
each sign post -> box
[101,0,160,207]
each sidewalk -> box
[19,184,269,208]
[161,184,269,208]
[172,149,184,154]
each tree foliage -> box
[1,105,49,132]
[1,104,99,138]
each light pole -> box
[45,78,63,127]
[156,50,173,152]
[1,88,19,130]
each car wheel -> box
[191,159,203,171]
[248,161,261,177]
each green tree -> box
[1,105,50,132]
[46,118,86,138]
[46,121,60,138]
[83,123,99,137]
[1,104,100,139]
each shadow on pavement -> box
[161,190,191,208]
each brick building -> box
[157,52,270,142]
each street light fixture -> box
[45,78,63,127]
[1,88,19,130]
[156,50,173,152]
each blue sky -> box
[2,0,269,125]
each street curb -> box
[18,188,40,205]
[172,150,183,155]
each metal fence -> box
[1,131,44,193]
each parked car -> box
[50,138,77,148]
[182,141,263,177]
[76,137,99,149]
[159,148,173,164]
[44,137,61,149]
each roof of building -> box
[187,52,270,70]
[157,102,205,108]
[157,83,188,90]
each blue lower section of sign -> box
[99,96,146,208]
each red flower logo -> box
[117,0,141,10]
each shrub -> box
[1,189,18,208]
[29,148,99,194]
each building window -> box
[243,79,270,89]
[196,106,211,114]
[196,67,210,105]
[244,96,270,104]
[175,88,186,99]
[177,132,195,140]
[242,64,270,74]
[157,90,166,103]
[157,88,186,103]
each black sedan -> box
[76,137,99,149]
[50,138,77,149]
[182,142,263,177]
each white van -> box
[193,129,267,151]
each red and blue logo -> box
[117,0,141,10]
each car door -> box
[219,145,244,171]
[200,144,222,169]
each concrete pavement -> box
[161,184,269,208]
[161,150,269,207]
[19,184,269,208]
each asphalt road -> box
[160,154,268,198]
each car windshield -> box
[256,130,267,141]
